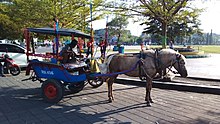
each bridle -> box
[138,50,185,79]
[153,51,185,75]
[167,53,184,75]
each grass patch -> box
[193,45,220,54]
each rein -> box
[138,58,154,80]
[160,53,182,75]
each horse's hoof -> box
[146,102,151,107]
[108,99,112,103]
[150,100,154,103]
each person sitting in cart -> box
[59,39,83,64]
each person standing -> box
[0,56,5,77]
[140,42,144,51]
[86,39,93,58]
[99,37,108,58]
[169,41,174,49]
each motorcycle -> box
[0,54,21,76]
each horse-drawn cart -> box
[22,27,188,106]
[23,27,103,103]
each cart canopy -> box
[27,27,91,39]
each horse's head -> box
[173,53,188,77]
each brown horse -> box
[104,49,188,106]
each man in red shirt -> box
[86,39,93,58]
[99,37,108,58]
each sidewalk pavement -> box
[1,75,220,124]
[0,47,219,124]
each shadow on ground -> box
[0,80,219,124]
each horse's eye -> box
[179,60,185,64]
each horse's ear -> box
[176,54,181,60]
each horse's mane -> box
[158,49,187,63]
[159,49,177,54]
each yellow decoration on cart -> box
[90,58,102,73]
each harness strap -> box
[94,59,142,77]
[138,58,144,77]
[139,50,160,80]
[138,59,154,80]
[154,49,160,73]
[139,51,144,77]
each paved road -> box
[186,54,220,80]
[0,46,217,124]
[1,74,220,124]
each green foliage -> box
[141,6,203,44]
[0,0,105,39]
[107,16,129,43]
[103,0,203,47]
[0,14,18,39]
[139,0,190,47]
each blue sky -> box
[93,0,220,36]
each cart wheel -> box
[41,79,64,103]
[68,81,85,93]
[88,78,103,88]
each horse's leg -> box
[111,77,117,101]
[149,79,154,103]
[106,78,112,102]
[145,78,153,106]
[107,77,114,102]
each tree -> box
[0,14,18,39]
[105,0,203,48]
[141,7,203,45]
[107,16,129,44]
[0,0,105,39]
[138,0,192,48]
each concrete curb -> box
[186,76,220,82]
[116,77,220,95]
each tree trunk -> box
[162,21,167,48]
[118,32,121,43]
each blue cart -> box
[24,59,102,103]
[23,27,103,103]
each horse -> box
[103,49,188,106]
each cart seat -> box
[62,62,87,71]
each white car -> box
[0,43,42,68]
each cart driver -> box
[60,39,82,64]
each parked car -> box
[0,43,42,68]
